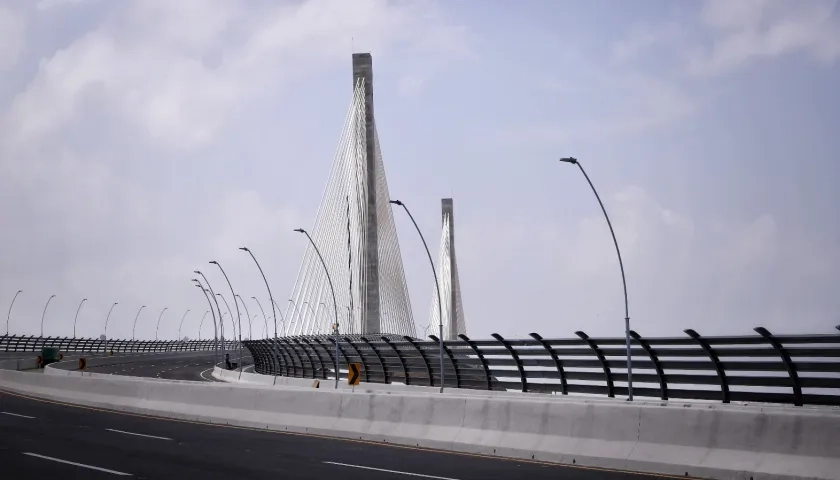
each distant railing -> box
[0,334,237,353]
[244,326,840,407]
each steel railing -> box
[243,326,840,407]
[0,334,237,353]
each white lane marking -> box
[323,461,460,480]
[199,367,214,381]
[1,411,35,419]
[23,452,132,476]
[106,428,173,441]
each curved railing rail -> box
[0,334,237,353]
[244,327,840,407]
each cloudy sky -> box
[1,0,838,342]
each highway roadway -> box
[81,352,251,381]
[0,389,668,480]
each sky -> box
[1,0,839,342]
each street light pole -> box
[234,295,252,340]
[72,298,87,338]
[389,200,446,393]
[177,309,190,342]
[103,302,118,354]
[6,289,22,336]
[210,261,244,375]
[198,310,209,341]
[194,272,225,356]
[193,283,219,366]
[559,156,633,401]
[240,248,277,338]
[241,247,282,378]
[295,228,340,388]
[250,298,270,340]
[155,307,168,341]
[131,305,146,341]
[41,294,56,338]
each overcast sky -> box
[1,0,838,342]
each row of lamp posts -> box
[7,157,632,398]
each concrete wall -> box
[2,366,838,480]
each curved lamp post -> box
[271,299,286,336]
[216,292,239,371]
[241,246,281,378]
[155,307,168,341]
[286,298,299,335]
[6,289,22,336]
[177,309,190,342]
[103,302,118,354]
[252,297,269,337]
[194,273,224,355]
[294,228,339,388]
[234,294,252,340]
[198,310,209,341]
[390,200,445,393]
[239,248,277,338]
[210,261,243,374]
[40,294,56,338]
[559,156,633,400]
[72,298,87,338]
[131,305,146,341]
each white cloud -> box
[456,186,838,338]
[0,5,26,71]
[690,0,840,75]
[2,0,472,150]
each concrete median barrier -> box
[1,365,839,480]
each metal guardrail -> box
[0,334,237,353]
[244,327,840,406]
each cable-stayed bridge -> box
[282,53,465,340]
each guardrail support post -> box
[492,333,526,392]
[754,327,802,406]
[575,331,614,398]
[459,334,491,391]
[404,337,433,386]
[529,333,567,395]
[684,329,729,404]
[629,330,667,400]
[360,336,387,383]
[382,337,408,384]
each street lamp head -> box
[209,260,218,265]
[191,278,200,282]
[251,296,257,300]
[559,157,578,164]
[389,199,403,206]
[293,228,305,233]
[193,270,201,275]
[239,247,249,252]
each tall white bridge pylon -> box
[428,198,467,341]
[283,53,416,338]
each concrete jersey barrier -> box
[1,366,839,480]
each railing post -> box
[429,335,460,388]
[312,337,335,379]
[280,338,302,377]
[629,330,667,400]
[684,329,729,404]
[359,337,387,383]
[491,333,526,392]
[304,337,330,380]
[404,336,433,386]
[458,334,491,391]
[529,333,567,395]
[293,338,317,378]
[326,337,351,382]
[575,331,614,398]
[754,327,802,406]
[299,337,326,379]
[341,337,370,382]
[382,337,408,384]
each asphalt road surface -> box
[0,390,670,480]
[82,352,250,381]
